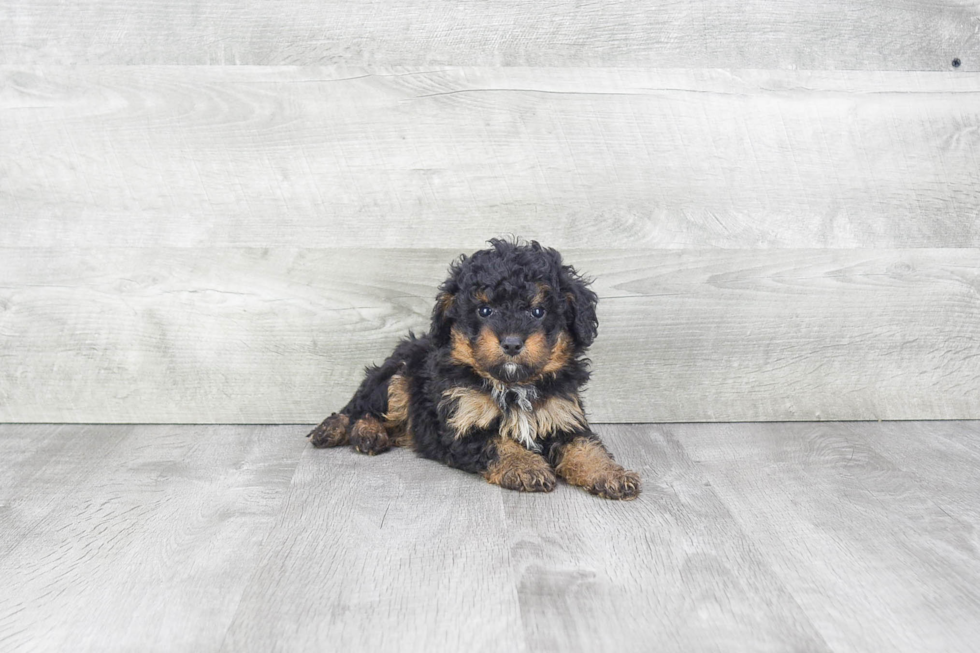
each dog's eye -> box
[530,307,546,319]
[477,306,493,318]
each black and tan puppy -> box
[308,238,640,500]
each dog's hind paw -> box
[308,413,350,448]
[350,415,391,455]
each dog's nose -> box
[500,335,524,356]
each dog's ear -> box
[430,290,456,345]
[430,256,465,346]
[559,264,598,349]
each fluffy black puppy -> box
[307,238,640,500]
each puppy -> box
[307,238,640,500]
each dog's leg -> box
[308,336,428,452]
[308,413,351,448]
[308,411,396,454]
[483,436,556,493]
[349,415,392,455]
[552,436,641,500]
[319,373,400,455]
[383,374,413,448]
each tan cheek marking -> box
[441,387,501,438]
[450,327,479,367]
[524,330,575,382]
[475,326,505,367]
[450,327,501,379]
[540,330,573,375]
[517,331,549,368]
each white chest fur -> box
[440,383,587,452]
[490,383,541,451]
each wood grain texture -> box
[0,425,304,652]
[1,1,977,69]
[0,424,132,558]
[505,424,830,652]
[220,438,524,652]
[675,421,980,653]
[841,421,980,526]
[3,422,979,651]
[3,66,979,249]
[590,248,980,422]
[2,247,977,423]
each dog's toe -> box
[590,469,641,500]
[498,467,557,493]
[308,413,350,448]
[350,416,391,455]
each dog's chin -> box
[491,361,533,384]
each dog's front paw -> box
[555,437,641,501]
[350,416,391,456]
[589,469,641,501]
[484,438,557,493]
[496,465,557,493]
[308,413,350,448]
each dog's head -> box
[430,238,598,384]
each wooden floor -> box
[1,422,979,652]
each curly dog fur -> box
[307,238,640,500]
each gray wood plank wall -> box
[1,3,978,423]
[2,1,977,70]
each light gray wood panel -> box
[1,1,977,69]
[506,424,829,652]
[0,247,440,424]
[1,247,977,423]
[0,424,132,558]
[930,419,980,459]
[590,248,980,422]
[2,422,980,651]
[0,425,304,652]
[842,421,980,526]
[3,66,979,249]
[220,441,524,652]
[675,422,980,652]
